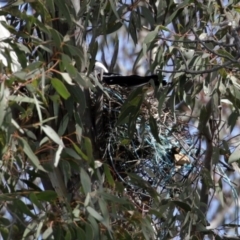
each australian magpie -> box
[94,61,167,88]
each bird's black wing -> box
[103,73,166,87]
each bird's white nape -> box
[94,61,108,73]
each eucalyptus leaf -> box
[80,168,91,194]
[42,125,65,147]
[229,149,240,164]
[19,137,46,172]
[51,78,71,99]
[86,206,104,221]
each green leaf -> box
[100,192,131,205]
[108,0,119,19]
[61,54,77,77]
[54,144,64,167]
[33,94,43,124]
[103,164,115,187]
[29,193,44,211]
[76,227,86,239]
[228,110,239,133]
[24,61,43,71]
[11,119,24,134]
[12,71,27,80]
[86,206,104,221]
[98,198,111,231]
[85,223,94,240]
[0,217,10,226]
[51,78,71,100]
[64,148,81,160]
[0,227,9,240]
[19,137,46,172]
[45,0,55,16]
[60,72,75,85]
[149,116,161,143]
[140,6,155,28]
[171,200,191,212]
[229,149,240,164]
[8,95,41,104]
[0,84,9,127]
[117,87,144,126]
[143,28,158,44]
[0,193,15,201]
[75,124,82,143]
[233,5,240,13]
[198,104,211,132]
[158,25,170,31]
[81,168,91,194]
[38,44,53,54]
[202,168,214,188]
[42,125,65,147]
[23,222,38,239]
[54,0,72,27]
[65,229,71,240]
[128,173,158,198]
[73,143,88,161]
[158,88,169,115]
[35,190,57,201]
[74,72,91,88]
[58,114,69,136]
[129,11,138,44]
[217,49,235,60]
[48,28,62,49]
[13,199,36,219]
[166,0,188,24]
[109,36,119,71]
[64,44,84,59]
[35,220,44,239]
[141,217,155,240]
[133,48,143,70]
[212,147,220,164]
[84,137,93,162]
[89,42,98,73]
[116,105,135,125]
[106,22,122,34]
[149,204,170,219]
[88,216,99,239]
[42,226,53,239]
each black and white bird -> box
[94,61,167,88]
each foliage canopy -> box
[0,0,240,239]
